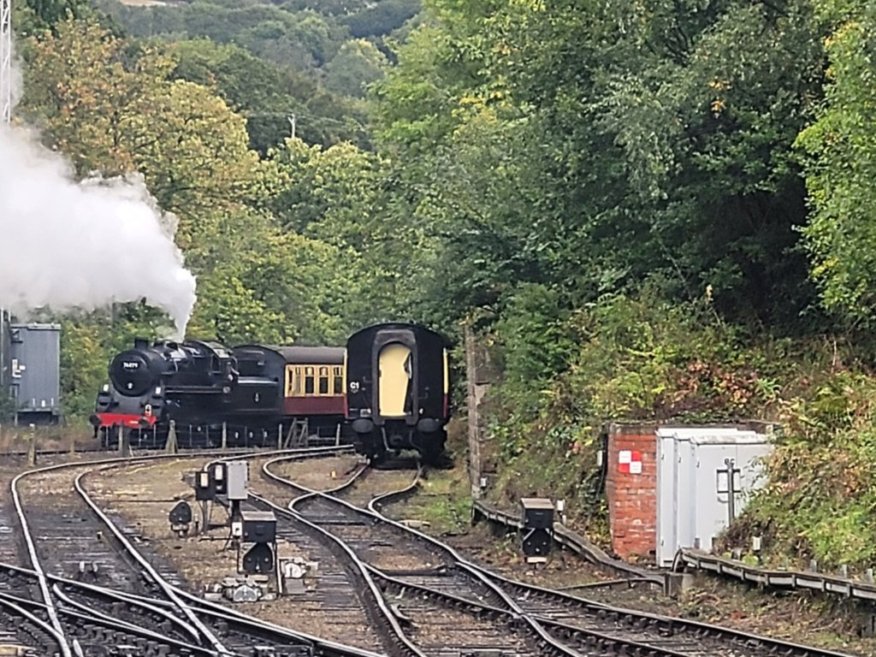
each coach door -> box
[378,343,412,418]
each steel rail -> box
[10,467,72,657]
[0,561,202,644]
[2,443,384,657]
[403,484,860,657]
[58,580,202,644]
[6,445,334,656]
[51,583,215,654]
[74,466,232,654]
[170,587,389,657]
[228,452,424,657]
[249,490,426,657]
[263,456,585,657]
[366,564,692,657]
[2,561,387,657]
[0,589,69,655]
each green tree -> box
[19,17,363,418]
[325,39,388,98]
[25,0,90,30]
[797,2,876,326]
[372,0,828,334]
[169,39,369,152]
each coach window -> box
[304,367,315,395]
[318,366,330,395]
[292,367,302,395]
[333,367,343,394]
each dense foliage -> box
[8,0,876,567]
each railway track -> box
[4,444,857,657]
[240,459,411,656]
[262,453,859,657]
[3,446,391,657]
[258,455,571,657]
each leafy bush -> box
[739,370,876,568]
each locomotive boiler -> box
[92,339,350,448]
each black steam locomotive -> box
[91,323,451,464]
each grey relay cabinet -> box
[655,428,772,567]
[2,321,62,424]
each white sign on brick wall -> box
[618,450,643,474]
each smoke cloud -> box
[0,55,197,338]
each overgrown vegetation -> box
[734,368,876,569]
[8,0,876,568]
[485,292,781,535]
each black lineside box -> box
[194,469,214,501]
[241,510,277,544]
[520,497,554,530]
[522,528,552,558]
[210,462,227,495]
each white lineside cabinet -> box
[656,428,772,567]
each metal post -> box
[464,324,482,499]
[0,308,5,393]
[221,421,227,450]
[165,420,178,454]
[277,424,282,450]
[26,425,36,467]
[725,457,736,524]
[118,430,130,457]
[0,0,11,125]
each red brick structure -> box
[604,423,658,560]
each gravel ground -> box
[266,454,362,492]
[0,450,115,567]
[85,455,385,652]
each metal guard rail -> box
[675,549,876,602]
[471,499,664,586]
[473,500,876,603]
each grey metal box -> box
[226,461,249,501]
[656,428,772,567]
[8,323,61,421]
[0,311,9,389]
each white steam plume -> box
[0,55,196,338]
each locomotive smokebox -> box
[520,497,554,562]
[109,347,164,397]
